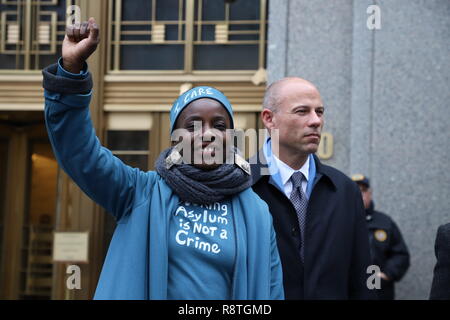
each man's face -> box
[266,80,324,157]
[358,184,372,209]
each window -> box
[193,0,264,70]
[108,0,268,72]
[0,0,268,72]
[105,112,153,171]
[0,0,70,71]
[106,130,150,171]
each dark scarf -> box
[155,147,252,204]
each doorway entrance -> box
[0,111,57,299]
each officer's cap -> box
[351,174,370,188]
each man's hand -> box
[377,272,391,282]
[62,17,100,74]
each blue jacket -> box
[42,63,284,300]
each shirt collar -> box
[272,153,310,186]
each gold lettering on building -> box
[317,132,333,160]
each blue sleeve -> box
[42,60,152,221]
[270,224,285,300]
[56,57,89,79]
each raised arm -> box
[43,18,152,221]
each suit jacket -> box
[430,223,450,300]
[251,152,376,299]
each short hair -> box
[262,81,281,112]
[262,77,307,112]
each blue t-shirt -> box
[167,199,235,299]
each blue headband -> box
[169,86,234,133]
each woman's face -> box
[173,98,232,170]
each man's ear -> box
[261,108,274,131]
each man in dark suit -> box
[430,223,450,300]
[250,77,375,299]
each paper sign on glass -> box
[53,232,89,263]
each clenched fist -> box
[62,17,100,74]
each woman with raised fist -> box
[42,18,283,300]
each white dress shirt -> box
[272,154,310,199]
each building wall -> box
[268,0,450,299]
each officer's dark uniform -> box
[353,175,410,300]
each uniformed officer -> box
[352,174,411,300]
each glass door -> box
[19,140,57,299]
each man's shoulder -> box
[315,159,358,191]
[437,223,450,242]
[249,152,358,192]
[438,223,450,233]
[434,223,450,258]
